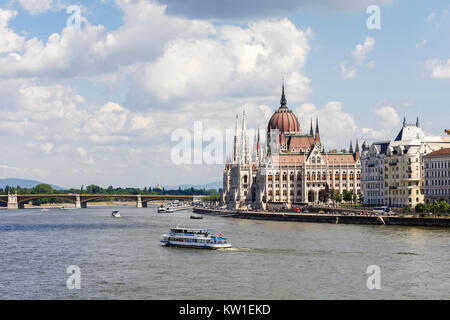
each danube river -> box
[0,206,449,299]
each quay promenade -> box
[192,207,450,228]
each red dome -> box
[267,83,300,136]
[267,106,300,134]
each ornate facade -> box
[221,85,362,210]
[423,148,450,204]
[362,118,450,208]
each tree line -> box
[0,184,221,205]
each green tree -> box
[86,185,103,194]
[343,190,352,202]
[32,184,54,194]
[438,201,448,214]
[404,205,411,213]
[352,193,357,207]
[415,203,426,213]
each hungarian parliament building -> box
[220,85,362,210]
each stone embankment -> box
[192,207,450,228]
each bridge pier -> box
[7,193,18,209]
[136,195,142,208]
[75,194,81,209]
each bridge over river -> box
[0,193,201,209]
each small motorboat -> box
[165,206,174,213]
[190,215,203,219]
[111,210,121,218]
[157,206,167,213]
[41,208,49,212]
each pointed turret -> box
[416,117,420,128]
[241,109,250,165]
[314,117,321,144]
[349,140,354,154]
[280,78,287,107]
[354,138,361,161]
[310,119,314,136]
[403,117,407,127]
[233,114,239,163]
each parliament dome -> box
[267,84,300,135]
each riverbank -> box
[192,207,450,228]
[0,201,163,209]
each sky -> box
[0,0,449,188]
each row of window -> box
[425,189,450,196]
[425,161,450,169]
[425,179,450,186]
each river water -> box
[0,206,449,299]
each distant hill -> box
[165,181,222,191]
[0,178,63,190]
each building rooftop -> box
[424,148,450,157]
[394,124,425,141]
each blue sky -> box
[0,0,449,188]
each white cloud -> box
[425,59,450,79]
[372,104,400,128]
[367,60,376,69]
[339,63,356,79]
[340,36,375,79]
[296,101,358,147]
[40,142,54,154]
[0,164,49,177]
[295,101,401,148]
[132,18,312,106]
[0,0,400,187]
[0,2,312,113]
[17,0,55,15]
[76,147,94,164]
[426,10,436,23]
[415,38,426,48]
[352,37,375,65]
[0,9,25,54]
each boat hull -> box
[160,240,231,250]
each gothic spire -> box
[310,119,314,136]
[315,116,319,134]
[349,140,354,154]
[314,116,321,144]
[233,114,239,163]
[280,79,287,106]
[355,138,359,153]
[416,117,420,128]
[241,108,249,164]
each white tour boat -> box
[160,227,231,249]
[157,206,167,213]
